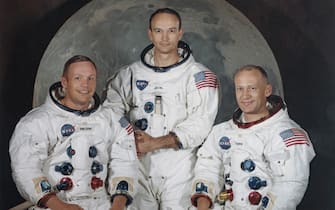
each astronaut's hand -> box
[45,195,83,210]
[134,130,154,156]
[196,197,211,210]
[109,195,127,210]
[53,203,83,210]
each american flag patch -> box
[279,128,309,147]
[194,70,219,89]
[119,117,133,135]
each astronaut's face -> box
[61,61,96,111]
[234,69,272,122]
[148,12,183,55]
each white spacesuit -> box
[103,41,219,209]
[191,95,315,210]
[9,82,137,210]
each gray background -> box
[33,0,282,123]
[0,0,334,209]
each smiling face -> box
[148,12,183,56]
[61,61,96,111]
[234,68,272,122]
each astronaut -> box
[103,8,220,210]
[191,65,315,210]
[9,55,137,210]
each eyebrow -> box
[153,26,178,30]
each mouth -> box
[241,100,253,107]
[78,90,90,94]
[159,42,170,46]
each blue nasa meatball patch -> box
[136,80,148,90]
[219,136,231,150]
[61,124,75,137]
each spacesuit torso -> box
[104,41,219,178]
[192,95,315,210]
[10,82,137,209]
[103,41,219,209]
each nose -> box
[81,78,89,87]
[241,88,251,98]
[162,31,169,41]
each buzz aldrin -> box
[191,95,316,210]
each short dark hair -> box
[149,8,182,30]
[62,55,96,76]
[234,64,269,81]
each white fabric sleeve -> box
[108,114,138,205]
[103,67,132,116]
[192,127,224,202]
[264,127,315,210]
[172,69,220,149]
[9,114,51,204]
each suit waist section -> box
[140,147,196,178]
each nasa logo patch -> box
[219,136,231,150]
[61,124,75,137]
[136,80,148,90]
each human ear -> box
[147,28,153,42]
[61,76,68,90]
[265,84,272,97]
[178,28,184,40]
